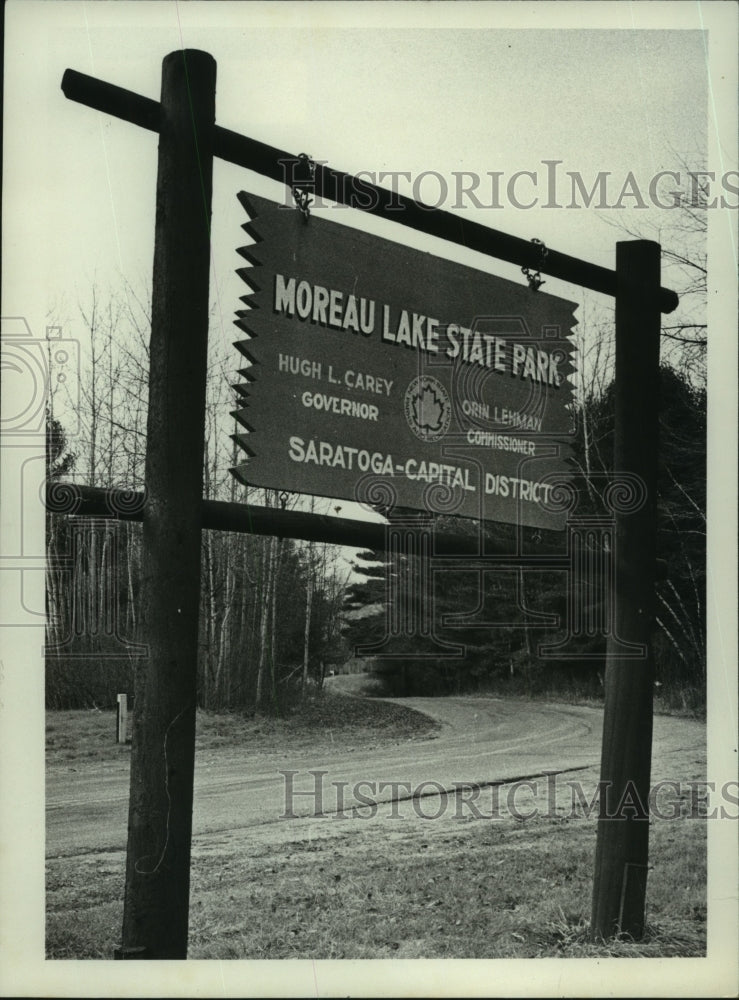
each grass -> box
[45,709,123,762]
[189,815,705,960]
[46,803,707,960]
[196,689,440,755]
[45,690,439,769]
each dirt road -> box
[46,687,705,861]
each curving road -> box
[46,689,704,860]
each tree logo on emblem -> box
[404,375,452,442]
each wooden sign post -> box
[118,50,215,960]
[590,241,662,939]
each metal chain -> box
[291,152,316,221]
[521,238,548,291]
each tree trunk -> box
[254,533,274,710]
[268,535,285,703]
[302,547,314,692]
[217,553,234,707]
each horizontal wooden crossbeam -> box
[61,67,679,313]
[45,483,570,559]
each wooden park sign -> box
[231,193,576,530]
[59,50,679,960]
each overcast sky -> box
[3,1,727,362]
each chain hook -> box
[522,238,548,291]
[291,153,316,221]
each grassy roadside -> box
[45,690,439,769]
[45,691,707,960]
[187,813,706,959]
[46,789,707,960]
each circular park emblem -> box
[404,375,452,443]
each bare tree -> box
[602,150,707,381]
